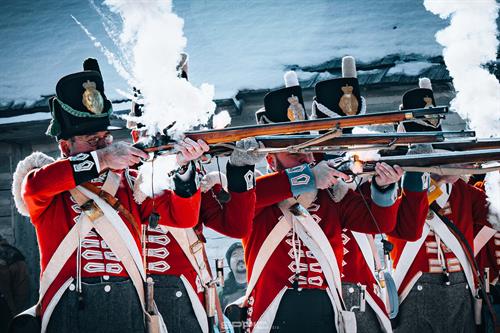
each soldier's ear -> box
[266,154,277,171]
[58,139,71,157]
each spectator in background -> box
[220,242,247,309]
[0,234,30,332]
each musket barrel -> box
[256,132,445,148]
[184,107,448,144]
[432,139,500,151]
[134,106,448,153]
[350,149,500,174]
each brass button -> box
[426,211,435,220]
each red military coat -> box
[22,153,201,315]
[243,169,400,330]
[145,182,256,305]
[388,179,489,296]
[341,180,428,327]
[472,181,499,284]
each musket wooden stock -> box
[342,148,500,174]
[136,106,448,153]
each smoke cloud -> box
[423,0,500,223]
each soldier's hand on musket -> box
[374,162,403,187]
[312,160,350,189]
[96,141,149,170]
[230,137,266,166]
[175,138,210,166]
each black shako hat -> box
[312,56,364,121]
[399,77,441,133]
[313,77,362,118]
[255,71,306,124]
[46,58,113,140]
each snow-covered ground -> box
[0,0,447,107]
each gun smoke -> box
[423,0,500,225]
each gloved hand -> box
[311,160,350,189]
[229,138,265,166]
[200,171,228,193]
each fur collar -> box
[12,152,55,216]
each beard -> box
[235,260,246,274]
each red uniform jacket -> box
[243,170,400,329]
[145,183,256,305]
[22,154,201,315]
[341,180,428,319]
[473,181,499,284]
[388,179,489,295]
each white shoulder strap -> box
[162,226,212,285]
[474,226,497,256]
[38,217,93,301]
[39,172,122,300]
[279,205,347,332]
[351,232,377,277]
[393,223,431,290]
[245,217,292,299]
[77,185,146,280]
[284,207,343,294]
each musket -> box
[432,138,500,151]
[207,132,448,155]
[134,106,448,154]
[334,148,500,176]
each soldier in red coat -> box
[127,54,261,333]
[236,70,403,333]
[388,78,493,333]
[135,139,261,333]
[307,56,430,333]
[339,168,429,333]
[12,59,205,333]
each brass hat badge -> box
[82,80,104,114]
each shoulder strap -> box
[351,232,377,279]
[38,216,93,302]
[161,226,226,333]
[39,172,126,302]
[280,205,344,304]
[393,224,431,290]
[78,172,141,238]
[164,226,212,285]
[245,217,292,299]
[474,225,497,256]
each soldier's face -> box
[59,131,112,156]
[230,248,246,274]
[267,152,314,171]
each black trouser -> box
[342,282,382,333]
[47,277,144,333]
[152,274,203,333]
[394,272,475,333]
[271,288,337,332]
